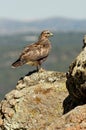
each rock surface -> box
[0,71,67,130]
[47,104,86,130]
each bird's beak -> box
[50,32,53,36]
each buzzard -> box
[12,30,53,71]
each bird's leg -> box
[36,66,39,72]
[36,62,41,71]
[39,67,45,72]
[37,63,45,72]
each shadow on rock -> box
[18,69,37,84]
[63,47,86,114]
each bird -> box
[82,35,86,49]
[12,30,53,71]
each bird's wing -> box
[20,41,51,62]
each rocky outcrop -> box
[0,45,86,130]
[66,47,86,105]
[0,71,67,130]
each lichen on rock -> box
[66,47,86,104]
[0,71,67,130]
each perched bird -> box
[12,30,53,71]
[82,35,86,49]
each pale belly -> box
[26,61,38,66]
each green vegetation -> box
[0,32,85,100]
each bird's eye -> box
[47,32,50,34]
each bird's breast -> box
[26,61,38,66]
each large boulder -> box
[0,71,67,130]
[66,47,86,104]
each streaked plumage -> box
[12,30,53,71]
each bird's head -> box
[83,35,86,44]
[39,30,53,39]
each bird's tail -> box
[11,59,24,68]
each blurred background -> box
[0,0,86,99]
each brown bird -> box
[82,35,86,49]
[12,30,53,71]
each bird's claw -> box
[38,68,46,72]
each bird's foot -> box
[38,67,46,73]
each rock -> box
[0,71,67,130]
[47,104,86,130]
[66,47,86,104]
